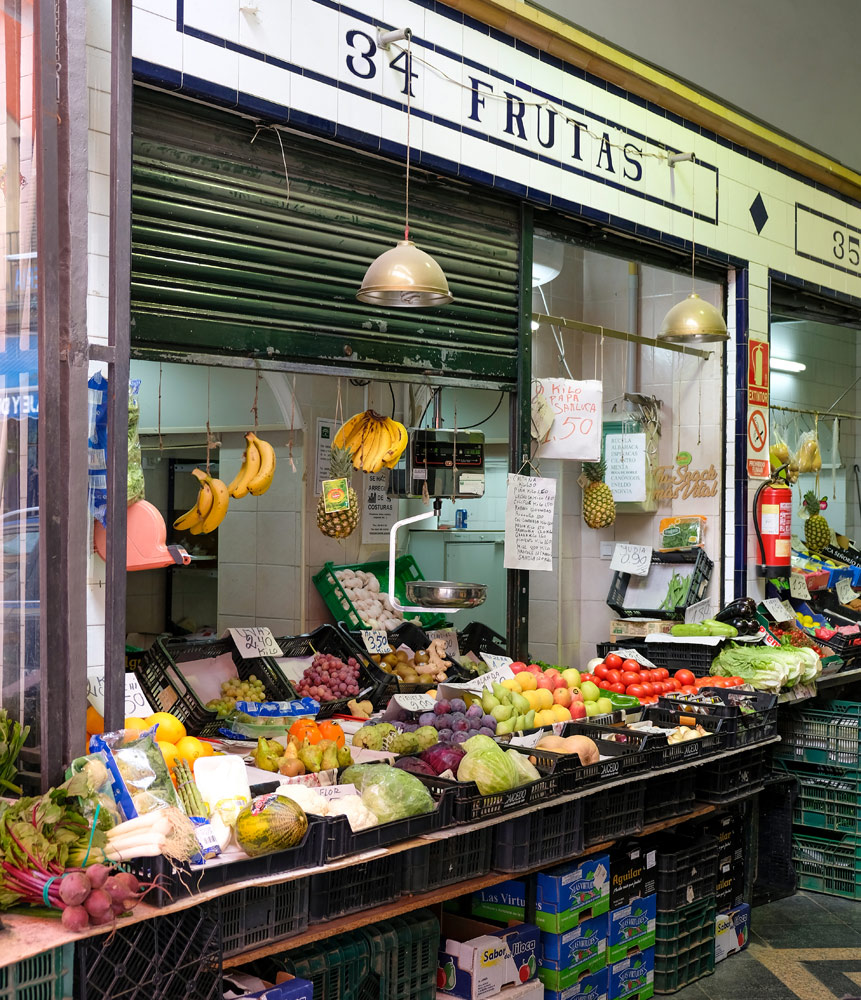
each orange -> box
[157,740,180,772]
[86,706,104,735]
[145,712,186,744]
[124,717,149,732]
[197,740,215,757]
[174,736,206,768]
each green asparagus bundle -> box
[173,759,208,818]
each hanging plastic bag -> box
[796,429,822,474]
[128,379,145,504]
[87,372,109,526]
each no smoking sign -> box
[747,404,769,479]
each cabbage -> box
[394,756,437,777]
[462,734,498,754]
[421,745,466,776]
[506,748,541,785]
[340,763,377,790]
[458,745,518,795]
[797,646,822,683]
[360,766,434,823]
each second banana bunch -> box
[173,431,276,535]
[333,410,409,473]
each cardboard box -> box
[542,968,609,1000]
[607,896,656,964]
[697,813,743,863]
[471,880,526,925]
[610,842,657,910]
[535,855,611,932]
[715,859,744,911]
[539,913,608,980]
[609,620,676,638]
[437,914,540,1000]
[223,973,312,1000]
[715,903,750,963]
[608,948,654,1000]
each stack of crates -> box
[775,699,861,899]
[652,833,717,994]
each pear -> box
[495,716,517,735]
[491,704,513,722]
[524,710,536,730]
[514,714,526,730]
[482,691,500,713]
[511,692,530,715]
[492,682,512,704]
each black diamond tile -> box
[750,193,769,234]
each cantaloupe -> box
[235,793,308,857]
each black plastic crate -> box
[597,640,721,676]
[417,746,562,824]
[320,786,453,861]
[492,797,583,871]
[568,713,724,768]
[275,625,395,718]
[350,621,470,693]
[695,747,768,804]
[310,854,401,920]
[607,548,713,620]
[644,770,697,825]
[218,878,309,958]
[552,729,651,791]
[136,635,297,737]
[754,773,798,905]
[458,620,509,658]
[75,904,222,1000]
[584,780,645,847]
[403,827,493,893]
[654,833,718,911]
[657,688,778,749]
[125,813,325,907]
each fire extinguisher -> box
[752,465,792,578]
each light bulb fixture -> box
[770,357,806,373]
[357,29,453,308]
[657,154,728,345]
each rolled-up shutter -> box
[130,91,522,385]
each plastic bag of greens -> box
[65,751,122,830]
[356,764,434,824]
[127,379,145,504]
[90,727,181,819]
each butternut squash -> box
[536,734,600,766]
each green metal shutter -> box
[130,92,521,385]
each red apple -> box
[569,688,584,701]
[553,687,572,707]
[537,674,555,690]
[570,701,587,720]
[511,661,528,674]
[553,676,569,690]
[527,663,543,674]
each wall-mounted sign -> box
[604,433,647,502]
[748,341,769,406]
[531,379,602,461]
[654,462,719,502]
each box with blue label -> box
[223,973,313,1000]
[471,879,526,924]
[607,895,656,964]
[542,967,609,1000]
[715,903,750,963]
[608,947,654,1000]
[535,854,611,933]
[437,914,540,1000]
[540,913,608,970]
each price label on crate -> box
[837,577,858,605]
[393,693,437,713]
[360,630,393,655]
[312,783,360,799]
[479,653,514,672]
[763,598,794,622]
[428,628,461,661]
[610,543,652,576]
[789,574,812,601]
[684,599,711,624]
[227,627,284,658]
[612,647,656,669]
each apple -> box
[596,697,614,716]
[584,701,601,717]
[527,664,543,674]
[536,674,555,691]
[580,680,601,702]
[561,668,581,688]
[553,676,569,690]
[570,701,587,720]
[553,687,572,707]
[569,688,584,701]
[544,669,560,684]
[511,661,528,674]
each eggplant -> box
[725,615,760,636]
[714,598,757,624]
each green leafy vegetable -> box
[458,743,518,795]
[0,709,30,796]
[358,765,434,824]
[710,642,820,692]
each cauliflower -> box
[276,784,328,815]
[327,796,379,832]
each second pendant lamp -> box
[356,30,452,308]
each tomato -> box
[627,684,645,698]
[610,682,626,694]
[728,676,745,687]
[605,669,622,685]
[621,671,640,687]
[680,685,698,695]
[639,682,654,696]
[653,681,668,694]
[653,668,669,680]
[604,653,623,669]
[670,678,681,690]
[675,669,695,687]
[621,659,640,673]
[598,679,611,690]
[594,664,609,679]
[646,695,659,704]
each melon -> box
[235,793,308,857]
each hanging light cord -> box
[690,156,697,293]
[404,30,413,242]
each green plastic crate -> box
[0,948,72,1000]
[653,938,714,994]
[776,700,861,768]
[655,898,716,953]
[258,932,370,1000]
[313,555,447,631]
[793,831,861,899]
[361,910,440,1000]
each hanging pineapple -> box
[582,460,616,529]
[316,445,359,539]
[803,491,829,553]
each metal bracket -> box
[668,152,695,168]
[378,27,411,47]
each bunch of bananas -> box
[333,410,409,473]
[173,468,230,535]
[228,431,276,498]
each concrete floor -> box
[673,893,861,1000]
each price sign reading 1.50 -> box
[610,543,652,577]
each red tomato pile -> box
[580,652,746,706]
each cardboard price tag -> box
[361,630,393,655]
[789,574,812,601]
[684,599,711,624]
[610,543,652,577]
[508,730,544,748]
[836,577,858,605]
[479,652,514,672]
[87,669,154,719]
[313,783,359,799]
[428,628,461,661]
[763,598,794,622]
[393,693,437,713]
[227,627,284,658]
[613,647,656,669]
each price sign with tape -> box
[227,627,284,658]
[763,598,794,622]
[313,783,360,799]
[361,630,393,655]
[837,577,858,605]
[789,574,812,601]
[428,628,461,661]
[610,543,652,577]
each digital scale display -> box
[411,432,484,468]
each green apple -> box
[584,701,601,717]
[596,697,614,716]
[580,680,600,702]
[561,668,581,688]
[491,704,513,722]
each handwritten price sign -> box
[227,627,284,659]
[789,574,812,601]
[87,669,154,718]
[361,630,393,656]
[610,543,652,577]
[428,628,461,661]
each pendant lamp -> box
[357,29,453,308]
[658,154,728,345]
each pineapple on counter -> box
[317,445,359,539]
[803,491,829,553]
[582,460,616,529]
